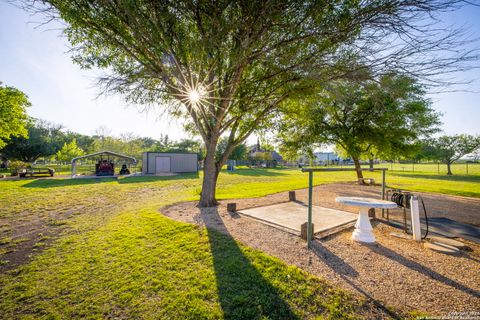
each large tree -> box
[1,119,65,162]
[426,135,480,175]
[278,74,440,180]
[0,83,30,149]
[24,0,477,206]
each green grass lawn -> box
[0,167,479,319]
[0,171,368,319]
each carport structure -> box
[71,151,137,178]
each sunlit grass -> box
[0,172,365,319]
[0,167,478,318]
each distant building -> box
[142,152,198,174]
[248,140,283,163]
[313,152,341,164]
[248,139,283,166]
[296,152,345,166]
[270,151,283,162]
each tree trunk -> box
[199,145,220,207]
[446,162,453,175]
[369,158,374,169]
[353,157,364,181]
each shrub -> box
[8,160,30,176]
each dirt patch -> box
[161,183,480,317]
[0,205,81,273]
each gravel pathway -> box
[161,183,480,317]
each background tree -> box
[0,82,30,149]
[56,139,85,162]
[119,132,144,159]
[152,134,173,153]
[152,136,205,160]
[63,131,96,154]
[1,119,65,162]
[1,115,210,165]
[138,137,159,151]
[252,152,273,162]
[167,138,205,161]
[278,74,440,180]
[414,142,441,162]
[229,144,247,162]
[426,135,480,175]
[216,137,247,162]
[25,0,477,206]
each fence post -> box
[307,171,313,249]
[381,169,386,218]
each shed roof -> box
[72,151,137,164]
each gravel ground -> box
[161,183,480,317]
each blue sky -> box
[0,2,479,143]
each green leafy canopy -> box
[428,135,480,164]
[0,83,30,149]
[56,139,85,162]
[278,74,441,163]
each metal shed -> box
[142,152,198,174]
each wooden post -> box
[288,191,296,201]
[227,203,236,212]
[307,172,313,249]
[301,222,314,241]
[381,169,386,218]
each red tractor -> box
[95,159,114,176]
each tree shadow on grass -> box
[223,168,288,177]
[117,172,199,184]
[22,177,116,188]
[21,173,199,188]
[196,207,298,319]
[368,243,480,299]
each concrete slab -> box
[238,202,358,237]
